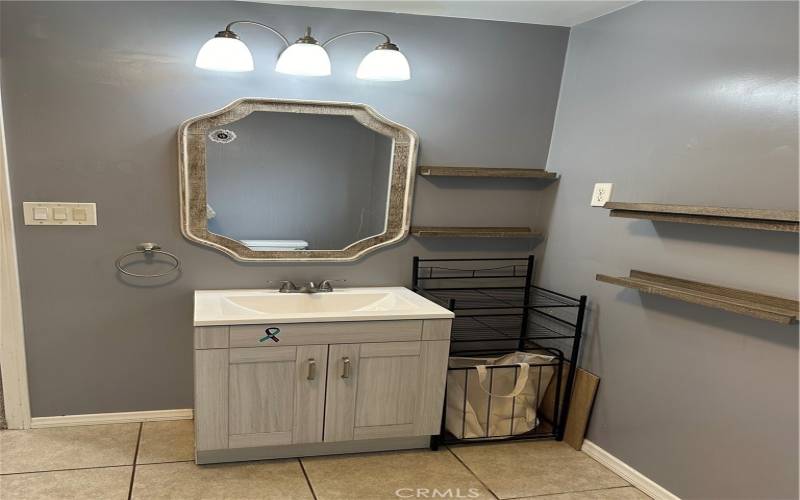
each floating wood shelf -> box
[417,166,558,179]
[603,202,798,233]
[410,226,542,238]
[597,270,799,324]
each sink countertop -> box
[194,286,454,326]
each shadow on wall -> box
[410,175,561,267]
[422,176,558,192]
[0,375,5,429]
[626,220,799,254]
[531,178,560,241]
[414,238,542,254]
[612,288,799,348]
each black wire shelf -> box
[449,314,577,344]
[413,255,587,448]
[417,286,580,311]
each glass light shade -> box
[356,48,411,81]
[275,43,331,76]
[195,36,254,72]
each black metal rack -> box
[412,256,586,446]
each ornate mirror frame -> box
[178,98,418,262]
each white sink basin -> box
[225,292,412,314]
[194,287,454,325]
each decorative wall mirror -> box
[178,98,417,261]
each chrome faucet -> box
[278,280,298,293]
[278,280,338,293]
[318,280,336,292]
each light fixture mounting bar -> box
[322,30,392,48]
[223,20,291,48]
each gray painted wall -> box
[206,112,391,249]
[540,2,798,498]
[1,2,567,416]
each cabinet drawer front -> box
[230,347,296,364]
[360,341,421,358]
[230,320,422,347]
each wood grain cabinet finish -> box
[229,320,423,347]
[194,349,228,452]
[323,343,361,442]
[319,339,450,443]
[194,319,452,458]
[354,340,449,440]
[227,345,328,448]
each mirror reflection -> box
[205,111,393,251]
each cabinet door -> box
[293,345,329,444]
[323,343,360,442]
[228,345,327,448]
[324,340,449,442]
[354,341,421,440]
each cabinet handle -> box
[307,359,316,380]
[341,357,351,379]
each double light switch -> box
[23,202,97,226]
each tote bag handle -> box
[474,363,529,398]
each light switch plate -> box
[23,202,97,226]
[590,183,614,207]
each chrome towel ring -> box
[115,243,181,278]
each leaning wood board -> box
[539,363,600,450]
[597,270,799,324]
[603,202,798,232]
[410,226,542,238]
[563,369,600,450]
[417,166,558,179]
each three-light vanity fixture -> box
[195,21,411,81]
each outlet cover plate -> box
[591,183,614,207]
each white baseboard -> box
[30,409,193,429]
[582,439,680,500]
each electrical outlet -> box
[590,183,614,207]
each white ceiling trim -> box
[252,1,640,27]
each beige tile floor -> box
[0,420,651,500]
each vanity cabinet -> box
[193,319,451,463]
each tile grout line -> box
[444,447,500,500]
[503,485,645,499]
[297,458,318,500]
[135,459,195,466]
[580,450,650,497]
[581,451,633,485]
[0,459,200,478]
[0,464,133,476]
[127,422,143,500]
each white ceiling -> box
[257,1,639,27]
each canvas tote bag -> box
[445,352,555,439]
